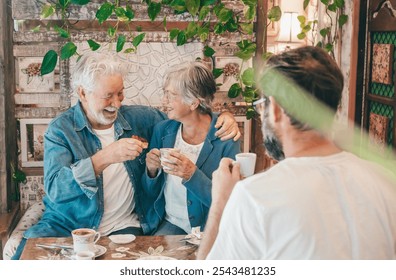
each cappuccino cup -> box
[160,148,180,170]
[71,228,100,254]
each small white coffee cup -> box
[235,153,257,177]
[75,250,95,260]
[71,228,100,254]
[160,148,180,170]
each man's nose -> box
[111,96,122,107]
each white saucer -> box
[109,234,136,244]
[94,245,107,257]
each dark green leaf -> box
[339,14,348,27]
[303,0,310,10]
[132,33,145,47]
[170,0,187,12]
[302,24,311,32]
[60,42,77,60]
[225,17,238,32]
[58,0,69,9]
[12,169,26,183]
[177,31,187,46]
[170,28,180,40]
[186,0,200,16]
[328,3,337,12]
[262,52,273,61]
[71,0,90,5]
[198,24,209,41]
[148,2,162,21]
[218,8,233,23]
[40,50,58,75]
[325,43,333,52]
[320,28,329,37]
[41,4,55,18]
[213,3,224,15]
[320,0,329,5]
[203,46,215,57]
[185,21,198,38]
[96,2,114,24]
[202,0,216,6]
[115,7,129,22]
[228,83,242,98]
[87,39,101,51]
[116,35,126,52]
[241,68,254,87]
[212,68,223,79]
[334,0,345,8]
[268,6,281,22]
[213,23,225,34]
[53,25,70,38]
[242,86,256,101]
[126,5,135,20]
[246,107,255,120]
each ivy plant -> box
[297,0,348,59]
[37,0,280,119]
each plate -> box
[109,234,136,244]
[137,256,176,260]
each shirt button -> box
[187,200,192,206]
[189,215,194,220]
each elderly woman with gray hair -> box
[142,61,241,235]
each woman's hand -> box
[215,111,241,141]
[146,148,161,178]
[161,151,197,181]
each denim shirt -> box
[24,102,166,238]
[141,113,240,234]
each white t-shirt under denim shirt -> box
[93,126,140,236]
[164,126,204,233]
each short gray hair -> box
[71,53,128,96]
[163,61,216,114]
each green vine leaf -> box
[87,39,101,51]
[170,28,180,40]
[225,17,238,32]
[198,24,209,41]
[268,6,281,22]
[334,0,345,8]
[53,25,70,38]
[108,26,116,37]
[202,0,216,6]
[58,0,70,9]
[213,68,223,79]
[126,5,135,20]
[244,5,256,21]
[242,0,257,6]
[303,0,310,10]
[246,107,255,120]
[71,0,90,5]
[96,2,114,24]
[41,4,55,19]
[199,6,210,20]
[186,0,200,16]
[218,8,233,23]
[176,31,187,46]
[228,83,242,98]
[60,42,77,60]
[132,33,145,47]
[239,22,253,35]
[115,7,129,22]
[241,68,255,87]
[242,86,256,101]
[213,22,225,34]
[116,35,126,52]
[186,22,198,38]
[148,2,162,21]
[41,50,58,76]
[203,46,215,57]
[339,14,348,27]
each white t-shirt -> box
[94,126,140,236]
[164,126,204,233]
[207,152,396,259]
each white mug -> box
[71,228,100,254]
[235,153,257,178]
[160,148,180,170]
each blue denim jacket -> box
[24,102,166,238]
[141,113,240,233]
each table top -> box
[20,235,198,260]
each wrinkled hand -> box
[211,158,241,208]
[161,151,197,181]
[215,111,241,141]
[146,148,161,177]
[105,138,145,163]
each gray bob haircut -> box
[163,61,217,114]
[71,53,128,95]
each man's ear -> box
[78,87,87,101]
[268,96,283,122]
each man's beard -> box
[262,113,285,161]
[88,103,118,126]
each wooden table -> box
[20,235,198,260]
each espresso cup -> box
[75,250,95,260]
[71,228,100,254]
[235,153,257,178]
